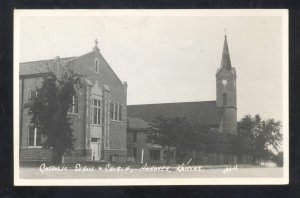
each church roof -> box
[127,101,222,127]
[220,35,232,69]
[19,57,75,76]
[127,117,151,130]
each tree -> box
[24,66,83,163]
[148,116,194,164]
[236,114,282,164]
[148,116,231,164]
[272,151,283,167]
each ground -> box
[19,164,283,179]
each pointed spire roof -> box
[220,35,232,69]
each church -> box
[127,35,237,164]
[19,35,237,164]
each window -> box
[133,132,137,143]
[28,126,42,147]
[114,103,118,120]
[118,105,122,121]
[149,150,160,161]
[29,90,37,100]
[110,103,114,120]
[95,59,99,74]
[68,94,79,114]
[91,138,100,142]
[28,90,37,114]
[92,98,101,125]
[110,102,122,121]
[132,148,137,160]
[223,93,227,106]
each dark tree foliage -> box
[148,114,282,165]
[148,116,194,164]
[148,116,231,164]
[24,66,83,163]
[272,151,283,167]
[236,114,282,164]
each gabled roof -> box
[127,101,222,126]
[127,117,151,130]
[19,57,75,76]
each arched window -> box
[223,93,227,106]
[95,59,99,74]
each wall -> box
[127,130,149,163]
[69,51,127,157]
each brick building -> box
[19,40,127,163]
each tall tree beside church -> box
[148,116,194,164]
[148,116,232,163]
[237,114,282,164]
[24,67,83,163]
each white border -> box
[14,9,289,186]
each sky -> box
[17,10,287,122]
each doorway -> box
[91,138,101,161]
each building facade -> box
[19,40,127,163]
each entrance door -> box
[91,138,101,161]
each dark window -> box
[74,95,78,113]
[223,93,227,106]
[92,99,101,125]
[114,103,118,120]
[110,102,122,121]
[28,126,42,147]
[29,90,37,100]
[110,103,114,120]
[133,148,137,160]
[68,94,79,113]
[28,127,35,146]
[118,105,122,121]
[149,150,160,161]
[95,60,99,74]
[133,132,137,143]
[35,128,42,146]
[91,138,99,142]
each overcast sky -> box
[17,10,287,122]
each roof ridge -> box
[128,100,216,106]
[20,56,75,65]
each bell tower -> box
[216,35,237,133]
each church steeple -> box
[216,34,237,134]
[220,35,232,69]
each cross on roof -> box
[93,38,100,52]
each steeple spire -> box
[220,35,232,69]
